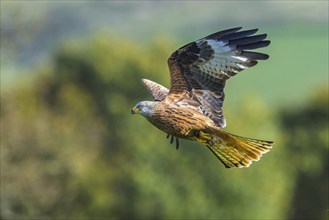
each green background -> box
[1,1,328,219]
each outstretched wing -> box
[167,27,270,128]
[141,78,169,101]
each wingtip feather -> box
[204,27,243,40]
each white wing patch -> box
[195,39,251,78]
[231,56,248,62]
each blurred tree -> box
[1,32,327,220]
[280,87,328,220]
[1,33,175,218]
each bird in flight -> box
[131,27,273,168]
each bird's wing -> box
[141,78,169,101]
[167,27,270,128]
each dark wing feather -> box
[167,27,270,128]
[204,27,243,39]
[141,79,169,101]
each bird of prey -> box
[131,27,273,168]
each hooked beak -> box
[131,107,139,114]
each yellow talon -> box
[197,130,212,145]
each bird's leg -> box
[170,135,174,144]
[166,134,180,150]
[197,130,222,147]
[196,130,212,145]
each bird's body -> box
[141,95,215,140]
[131,27,273,168]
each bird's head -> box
[131,101,157,117]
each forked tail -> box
[197,128,273,168]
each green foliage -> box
[280,87,329,220]
[1,33,328,219]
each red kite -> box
[131,27,273,168]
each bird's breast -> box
[146,104,209,139]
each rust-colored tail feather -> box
[199,129,273,168]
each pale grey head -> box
[131,101,158,117]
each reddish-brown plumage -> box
[145,94,209,138]
[132,27,273,168]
